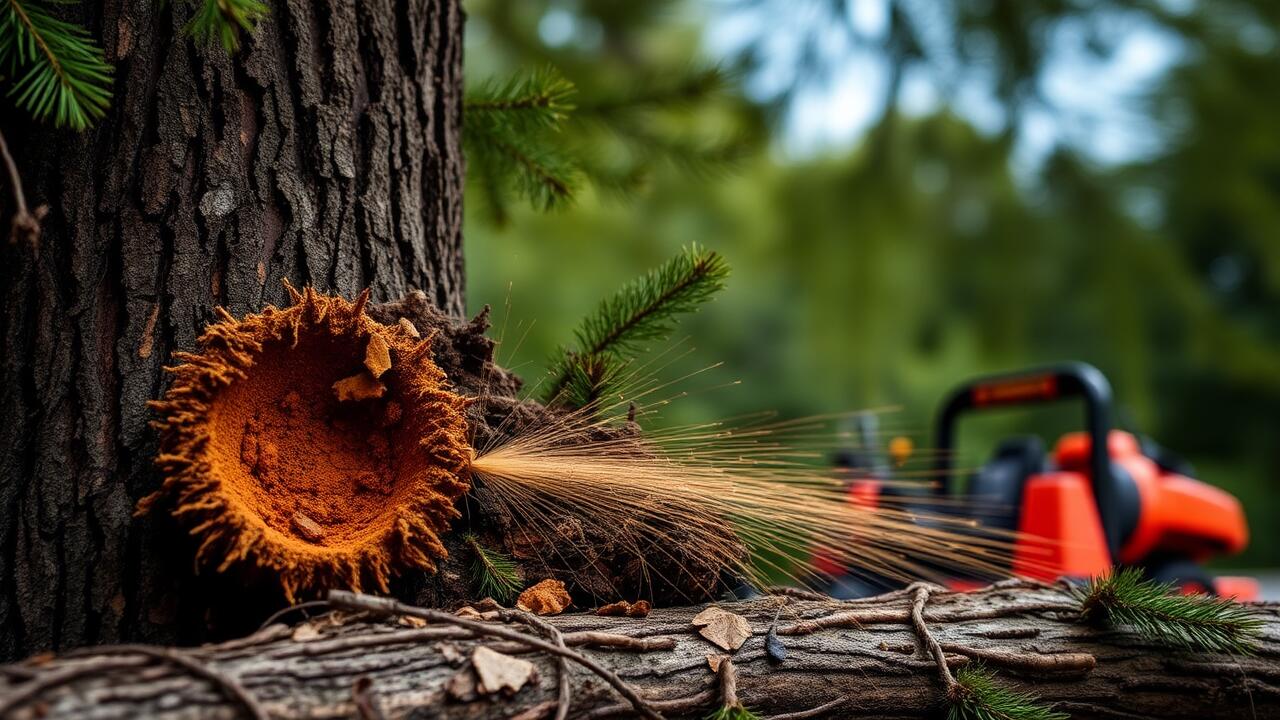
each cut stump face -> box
[144,287,472,600]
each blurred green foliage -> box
[462,0,1280,567]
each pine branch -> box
[548,351,630,409]
[185,0,267,53]
[463,533,523,604]
[0,0,112,129]
[1075,567,1262,654]
[463,68,579,214]
[947,666,1067,720]
[541,244,729,405]
[466,67,574,132]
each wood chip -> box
[437,643,464,665]
[626,600,652,618]
[597,601,631,617]
[455,606,482,619]
[291,512,324,543]
[445,666,477,701]
[694,608,751,651]
[398,317,420,338]
[364,334,392,378]
[706,654,726,672]
[516,579,572,616]
[291,623,322,642]
[332,371,386,401]
[472,646,537,695]
[398,615,427,628]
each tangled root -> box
[141,285,473,600]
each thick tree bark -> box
[0,0,465,660]
[1,582,1277,719]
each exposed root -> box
[908,584,958,694]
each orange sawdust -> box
[140,284,473,600]
[516,579,572,616]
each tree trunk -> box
[0,0,465,660]
[1,582,1276,719]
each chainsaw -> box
[818,362,1257,600]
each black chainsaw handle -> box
[932,362,1126,559]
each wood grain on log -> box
[2,582,1277,719]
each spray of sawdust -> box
[141,285,472,601]
[469,369,1020,595]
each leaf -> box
[516,578,572,616]
[471,646,537,696]
[692,606,751,651]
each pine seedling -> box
[705,707,759,720]
[0,0,113,129]
[464,67,579,216]
[464,533,523,604]
[947,666,1066,720]
[185,0,268,53]
[542,244,729,405]
[1075,567,1261,654]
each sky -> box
[701,0,1187,176]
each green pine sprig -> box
[705,706,760,720]
[947,666,1067,720]
[467,67,575,134]
[541,244,729,405]
[1074,567,1261,654]
[185,0,268,53]
[0,0,113,130]
[464,67,579,216]
[463,533,523,604]
[551,351,630,410]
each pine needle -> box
[948,666,1067,720]
[542,244,729,404]
[186,0,267,53]
[1075,567,1261,654]
[0,0,113,129]
[464,67,580,214]
[464,533,523,603]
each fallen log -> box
[2,581,1277,719]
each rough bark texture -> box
[0,0,465,660]
[2,582,1277,719]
